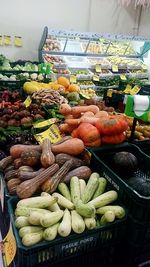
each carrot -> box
[80,116,100,125]
[95,111,109,119]
[59,103,72,115]
[71,105,99,116]
[65,118,81,126]
[52,138,85,156]
[59,123,77,133]
[81,111,95,117]
[64,114,74,119]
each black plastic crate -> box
[124,241,150,267]
[90,142,150,223]
[127,216,150,244]
[7,158,127,267]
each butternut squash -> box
[41,159,73,193]
[40,139,55,168]
[10,144,41,159]
[52,138,85,156]
[18,168,45,181]
[21,150,41,167]
[16,163,59,199]
[63,166,92,183]
[55,153,85,169]
[0,156,13,170]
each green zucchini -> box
[88,190,118,208]
[96,205,125,219]
[41,192,60,211]
[17,196,57,209]
[19,226,43,238]
[43,223,59,241]
[15,207,52,217]
[100,210,115,226]
[81,173,99,203]
[84,217,96,230]
[15,216,30,229]
[70,176,81,204]
[58,209,71,237]
[52,193,74,210]
[22,231,43,246]
[58,183,71,201]
[79,179,86,195]
[40,210,64,227]
[75,200,95,218]
[71,210,85,234]
[92,177,107,199]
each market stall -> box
[0,28,150,267]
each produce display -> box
[0,30,150,266]
[43,37,62,52]
[59,103,128,146]
[43,55,65,64]
[32,89,68,107]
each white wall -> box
[0,0,150,61]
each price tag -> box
[34,124,62,144]
[75,37,80,41]
[130,85,141,95]
[33,118,57,129]
[93,75,99,81]
[24,96,32,108]
[107,89,113,97]
[112,65,118,72]
[4,35,11,46]
[70,75,77,84]
[3,222,17,266]
[0,36,3,46]
[95,64,101,73]
[123,84,132,94]
[14,36,23,47]
[120,74,127,81]
[0,178,4,212]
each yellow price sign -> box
[93,75,99,81]
[130,85,141,95]
[0,36,3,46]
[123,84,132,94]
[14,36,23,47]
[107,89,113,97]
[33,118,57,129]
[120,74,127,81]
[70,75,77,84]
[34,124,62,144]
[3,223,17,266]
[95,64,101,73]
[4,35,11,46]
[112,65,118,72]
[24,96,32,108]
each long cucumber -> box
[40,210,64,227]
[52,193,74,210]
[58,209,71,237]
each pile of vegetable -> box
[0,137,89,198]
[59,103,129,146]
[126,117,150,141]
[13,173,125,246]
[0,73,45,82]
[31,89,68,107]
[0,89,21,104]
